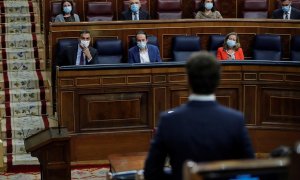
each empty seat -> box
[253,34,282,60]
[291,35,300,61]
[94,39,123,64]
[86,1,113,21]
[208,34,226,55]
[51,2,62,22]
[55,38,78,66]
[172,35,201,61]
[157,0,182,19]
[243,0,268,18]
[129,35,159,49]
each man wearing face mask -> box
[272,0,300,19]
[121,0,150,20]
[128,31,161,63]
[57,30,98,66]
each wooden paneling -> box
[57,62,300,161]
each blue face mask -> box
[137,41,147,49]
[63,6,72,14]
[282,5,290,13]
[130,4,139,13]
[227,39,236,48]
[205,2,213,10]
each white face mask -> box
[137,41,147,49]
[80,40,90,48]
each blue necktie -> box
[80,51,84,65]
[134,13,138,20]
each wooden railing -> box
[49,19,300,65]
[57,61,300,161]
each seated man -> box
[121,0,150,20]
[128,31,162,63]
[144,51,254,180]
[272,0,300,19]
[57,30,98,66]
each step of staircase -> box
[0,88,50,103]
[0,34,43,49]
[0,101,52,117]
[0,71,50,90]
[1,115,57,139]
[0,1,38,14]
[0,22,40,34]
[0,13,40,24]
[0,59,46,72]
[0,47,44,60]
[4,153,39,165]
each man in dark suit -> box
[128,31,161,63]
[144,51,255,180]
[121,0,150,20]
[57,30,98,66]
[272,0,300,19]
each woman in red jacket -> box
[217,32,244,60]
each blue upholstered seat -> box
[208,35,225,56]
[253,34,282,60]
[291,35,300,61]
[94,39,123,64]
[56,38,78,65]
[172,35,201,61]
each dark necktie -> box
[80,51,84,65]
[285,12,289,20]
[134,13,138,20]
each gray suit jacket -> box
[121,10,150,20]
[54,14,80,22]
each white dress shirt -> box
[139,49,150,63]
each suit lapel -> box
[148,45,154,62]
[72,46,78,65]
[134,47,141,63]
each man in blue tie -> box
[272,0,300,19]
[121,0,150,20]
[57,30,98,66]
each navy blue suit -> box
[272,7,300,19]
[121,9,150,20]
[144,100,255,180]
[128,44,162,63]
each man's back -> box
[144,101,254,180]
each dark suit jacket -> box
[272,7,300,19]
[121,9,150,20]
[128,44,162,63]
[57,45,98,66]
[144,100,255,180]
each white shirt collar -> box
[188,93,216,101]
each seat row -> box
[50,0,300,21]
[55,34,300,65]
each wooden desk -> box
[57,61,300,162]
[108,152,148,173]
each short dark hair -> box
[61,0,75,15]
[186,51,221,94]
[136,30,148,39]
[80,30,90,36]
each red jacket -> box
[217,47,244,60]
